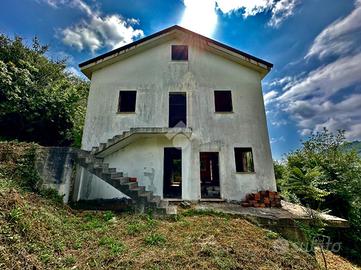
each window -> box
[171,45,188,61]
[234,148,254,173]
[214,91,233,112]
[118,91,136,113]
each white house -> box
[75,25,276,205]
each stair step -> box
[110,172,124,179]
[75,143,172,215]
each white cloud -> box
[215,0,299,27]
[306,0,361,59]
[276,1,361,141]
[282,92,361,140]
[278,52,361,102]
[40,0,144,52]
[62,15,144,52]
[268,0,299,27]
[263,90,278,105]
[270,136,285,144]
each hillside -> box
[0,142,360,270]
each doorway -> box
[200,152,220,199]
[169,92,186,128]
[163,148,182,199]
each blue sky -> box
[1,0,360,159]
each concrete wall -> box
[80,36,276,201]
[36,147,75,203]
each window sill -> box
[235,172,256,175]
[116,112,136,115]
[214,111,234,114]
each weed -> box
[73,239,83,249]
[266,231,280,239]
[8,207,23,223]
[39,252,52,263]
[144,233,166,246]
[103,210,114,221]
[126,222,147,236]
[99,236,125,254]
[63,255,76,267]
[145,215,158,229]
[181,209,230,219]
[81,213,105,230]
[39,188,64,204]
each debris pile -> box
[241,191,281,208]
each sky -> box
[1,0,360,160]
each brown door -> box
[200,152,220,198]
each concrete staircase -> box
[75,149,174,215]
[90,127,192,157]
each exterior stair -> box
[90,127,192,157]
[74,149,175,215]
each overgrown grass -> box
[0,142,359,269]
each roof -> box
[79,25,273,78]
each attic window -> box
[214,91,233,112]
[234,148,255,173]
[171,45,188,61]
[118,91,136,113]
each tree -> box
[0,34,89,146]
[276,128,361,262]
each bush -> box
[0,34,89,147]
[275,129,361,262]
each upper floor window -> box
[171,45,188,61]
[214,90,233,112]
[234,148,255,173]
[118,91,136,113]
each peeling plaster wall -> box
[80,37,276,201]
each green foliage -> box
[102,210,115,221]
[99,236,125,254]
[275,128,361,261]
[39,188,64,204]
[144,233,166,246]
[266,230,280,240]
[0,34,89,146]
[14,144,42,191]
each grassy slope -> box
[0,180,359,270]
[0,142,359,270]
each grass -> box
[0,142,360,270]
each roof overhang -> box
[79,25,273,79]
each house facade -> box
[76,25,276,203]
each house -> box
[74,25,276,211]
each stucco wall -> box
[80,37,276,201]
[36,147,75,203]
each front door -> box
[169,92,186,128]
[200,152,220,198]
[163,148,182,198]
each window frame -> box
[234,147,255,173]
[214,90,233,113]
[117,90,137,113]
[171,45,189,61]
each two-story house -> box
[75,25,276,207]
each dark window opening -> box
[169,92,187,128]
[214,91,233,112]
[234,148,254,173]
[118,91,136,113]
[171,45,188,61]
